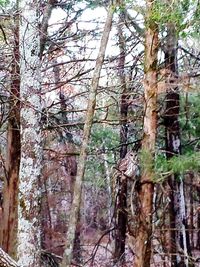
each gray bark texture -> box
[60,2,115,267]
[17,0,42,266]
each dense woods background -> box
[0,0,200,266]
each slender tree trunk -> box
[17,0,42,265]
[0,12,20,259]
[60,3,114,266]
[52,54,81,264]
[196,209,200,250]
[164,21,192,267]
[196,185,200,249]
[189,173,194,249]
[39,0,56,58]
[134,1,158,266]
[102,143,113,224]
[113,5,129,264]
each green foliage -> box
[154,154,168,176]
[86,1,102,10]
[148,1,186,31]
[85,155,106,186]
[90,125,119,150]
[146,0,199,37]
[168,152,200,174]
[85,125,119,186]
[0,0,10,7]
[86,0,116,10]
[154,152,200,182]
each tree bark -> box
[40,0,57,58]
[196,183,200,249]
[189,174,194,249]
[0,0,53,259]
[0,11,20,259]
[164,21,192,267]
[60,2,114,267]
[113,4,129,264]
[17,0,42,266]
[196,201,200,249]
[134,1,158,266]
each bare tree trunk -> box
[164,21,192,267]
[17,0,42,265]
[102,143,113,224]
[60,2,114,267]
[134,0,158,266]
[195,182,200,249]
[51,20,80,267]
[113,4,129,264]
[164,21,181,266]
[189,174,194,249]
[196,201,200,249]
[0,11,20,259]
[39,0,56,58]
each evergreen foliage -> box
[0,0,200,265]
[155,151,200,182]
[0,0,9,7]
[147,0,200,37]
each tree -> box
[113,2,129,263]
[60,1,115,266]
[17,0,42,265]
[134,0,159,266]
[0,0,199,265]
[164,21,190,267]
[0,0,55,258]
[162,2,193,266]
[0,7,20,258]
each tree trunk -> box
[134,1,158,266]
[113,5,129,264]
[0,12,20,259]
[17,0,42,265]
[196,209,200,250]
[164,21,192,267]
[196,185,200,249]
[189,173,194,249]
[0,0,53,259]
[40,0,56,58]
[60,2,114,266]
